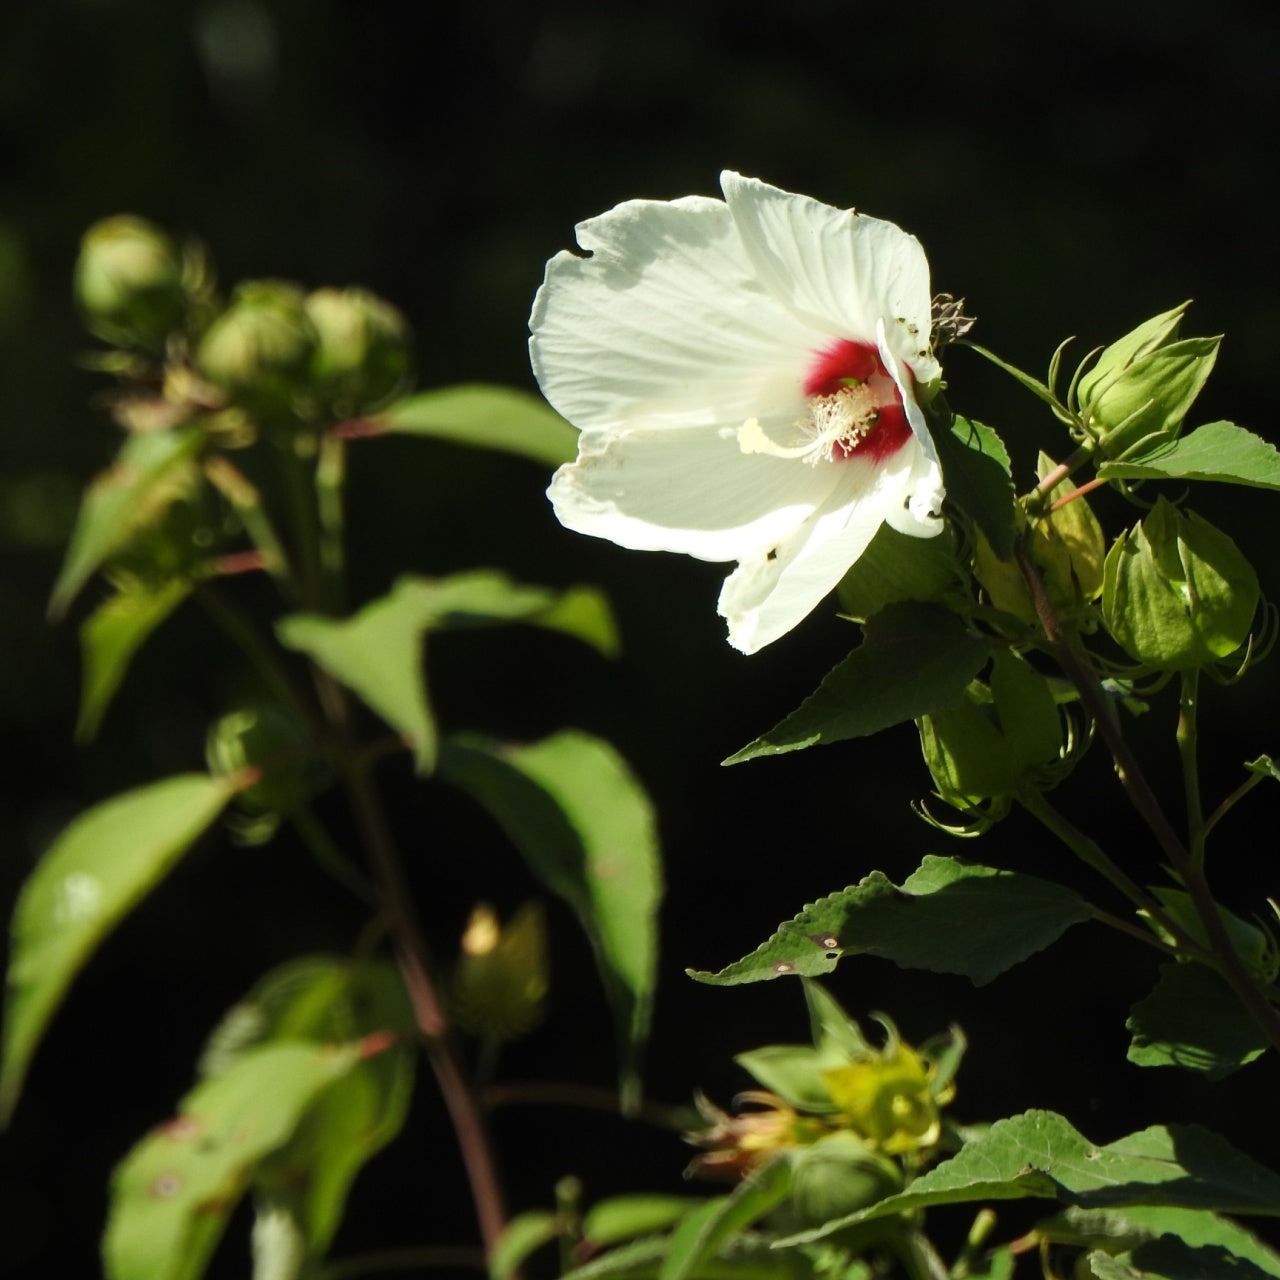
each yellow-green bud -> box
[197,280,318,420]
[448,902,548,1041]
[1077,304,1220,458]
[74,215,185,351]
[306,286,412,415]
[1102,497,1259,670]
[206,702,323,818]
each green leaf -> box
[438,730,661,1110]
[777,1110,1280,1244]
[374,383,579,468]
[1084,1238,1278,1280]
[583,1197,707,1249]
[490,1210,562,1280]
[1,773,242,1122]
[49,426,205,618]
[76,577,193,742]
[1098,422,1280,490]
[1040,1204,1280,1278]
[659,1158,793,1280]
[835,523,962,622]
[103,1040,366,1280]
[688,856,1090,987]
[278,572,616,774]
[960,342,1072,421]
[934,416,1017,559]
[205,957,416,1259]
[725,603,989,763]
[732,1044,840,1113]
[1127,963,1269,1079]
[1246,755,1280,783]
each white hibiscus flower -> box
[530,171,946,654]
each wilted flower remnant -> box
[531,173,946,653]
[686,1005,960,1182]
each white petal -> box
[549,422,843,562]
[718,442,929,653]
[720,171,939,385]
[530,193,829,437]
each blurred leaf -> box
[104,1040,366,1280]
[1041,1204,1280,1276]
[1084,1239,1277,1280]
[490,1210,562,1280]
[725,603,989,763]
[375,383,578,467]
[204,957,416,1260]
[76,577,192,742]
[583,1196,706,1249]
[49,426,204,618]
[778,1110,1280,1244]
[660,1158,793,1280]
[278,572,615,773]
[689,856,1090,987]
[935,416,1017,558]
[1127,963,1268,1078]
[1099,422,1280,490]
[1,773,242,1122]
[439,731,661,1110]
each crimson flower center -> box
[801,338,912,462]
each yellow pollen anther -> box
[738,386,880,465]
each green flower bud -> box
[787,1131,901,1227]
[1102,497,1259,670]
[74,215,185,351]
[1077,303,1220,458]
[197,280,318,420]
[973,456,1105,631]
[206,702,323,820]
[918,649,1062,814]
[305,286,412,415]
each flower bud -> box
[918,649,1062,817]
[1102,497,1258,670]
[74,215,185,351]
[305,286,412,415]
[448,902,548,1041]
[1077,304,1219,458]
[206,702,323,820]
[197,280,318,420]
[973,455,1105,632]
[787,1131,901,1226]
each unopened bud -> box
[206,702,322,818]
[306,286,411,414]
[449,902,548,1041]
[1102,497,1258,670]
[197,280,317,420]
[74,215,185,351]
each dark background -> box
[3,1,1280,1275]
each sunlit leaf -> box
[439,731,661,1110]
[104,1040,366,1280]
[374,383,578,468]
[278,572,615,773]
[1,773,242,1122]
[1099,422,1280,491]
[935,416,1017,559]
[725,603,989,763]
[688,856,1090,987]
[778,1110,1280,1245]
[50,426,204,618]
[76,577,192,742]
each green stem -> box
[1177,669,1206,871]
[289,804,379,905]
[317,430,347,613]
[1203,771,1265,840]
[203,456,296,596]
[278,430,325,611]
[1015,544,1280,1055]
